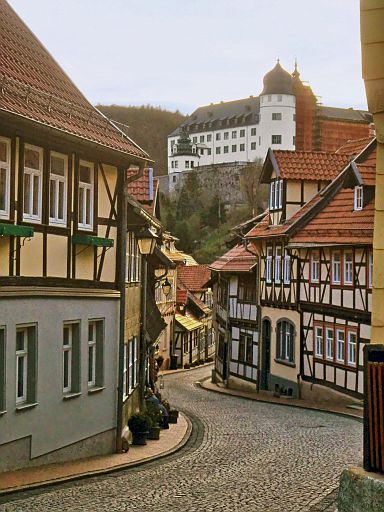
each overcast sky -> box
[8,0,367,115]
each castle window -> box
[224,146,229,154]
[171,161,174,169]
[216,133,221,141]
[232,131,237,139]
[354,186,363,211]
[293,114,296,121]
[271,135,282,144]
[232,145,237,153]
[207,134,212,142]
[200,135,205,143]
[207,148,212,155]
[240,144,245,152]
[216,147,221,155]
[251,128,257,136]
[251,142,256,150]
[174,161,178,168]
[277,95,282,102]
[23,145,43,222]
[224,132,229,140]
[185,161,190,169]
[193,136,197,143]
[276,320,295,364]
[172,175,177,183]
[268,95,272,102]
[240,129,245,137]
[293,136,296,145]
[191,161,194,168]
[0,137,10,219]
[272,113,282,121]
[259,136,261,146]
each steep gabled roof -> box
[261,149,352,183]
[209,243,258,272]
[318,106,372,124]
[335,136,375,156]
[0,0,148,160]
[177,265,211,291]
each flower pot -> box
[168,409,179,424]
[132,431,148,445]
[147,426,161,440]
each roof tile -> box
[209,243,257,272]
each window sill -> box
[88,386,105,395]
[63,392,81,401]
[274,358,296,368]
[0,410,7,417]
[16,402,38,412]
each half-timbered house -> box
[210,243,259,390]
[0,0,151,471]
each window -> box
[199,135,204,143]
[126,232,141,283]
[275,246,282,283]
[88,320,104,388]
[344,252,353,285]
[270,181,275,210]
[315,326,323,357]
[270,179,283,210]
[191,161,194,168]
[238,333,245,362]
[63,322,80,394]
[16,325,37,405]
[277,95,282,102]
[293,114,296,121]
[240,129,245,137]
[266,247,272,283]
[278,180,283,208]
[232,145,237,152]
[123,343,128,399]
[0,328,4,411]
[268,95,272,102]
[347,330,357,366]
[283,250,291,284]
[216,133,221,141]
[259,136,261,146]
[368,251,373,289]
[251,142,256,150]
[218,280,228,306]
[23,145,43,221]
[0,137,10,219]
[216,147,221,155]
[326,328,334,359]
[336,329,345,362]
[185,161,190,169]
[172,175,177,183]
[239,332,253,364]
[332,252,341,284]
[276,320,295,363]
[207,134,212,142]
[238,275,256,303]
[232,131,237,139]
[272,135,282,144]
[293,136,296,145]
[174,161,178,168]
[78,161,94,230]
[171,161,174,169]
[192,136,197,143]
[207,148,212,155]
[272,113,282,120]
[49,152,68,225]
[251,128,257,136]
[240,143,245,151]
[354,186,363,210]
[224,132,229,140]
[224,146,229,154]
[311,251,320,283]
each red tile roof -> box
[0,0,148,160]
[272,150,351,181]
[335,137,375,156]
[176,289,188,305]
[289,189,374,245]
[177,265,211,291]
[209,243,257,272]
[357,163,376,186]
[127,168,151,202]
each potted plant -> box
[127,413,151,445]
[145,402,162,440]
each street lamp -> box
[161,277,172,297]
[136,226,157,255]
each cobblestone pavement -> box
[0,366,362,512]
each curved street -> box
[0,365,362,512]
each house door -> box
[261,319,271,390]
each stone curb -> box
[159,361,214,376]
[0,412,193,498]
[198,378,363,423]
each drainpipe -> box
[139,254,148,410]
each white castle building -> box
[167,60,371,192]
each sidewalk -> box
[159,361,214,376]
[200,379,363,421]
[0,412,190,497]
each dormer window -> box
[269,179,283,210]
[354,186,363,210]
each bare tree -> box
[239,158,269,216]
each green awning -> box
[72,234,114,248]
[0,223,34,237]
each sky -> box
[8,0,367,115]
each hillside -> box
[97,105,186,175]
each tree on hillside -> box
[240,158,268,215]
[176,170,203,218]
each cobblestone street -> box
[0,366,362,512]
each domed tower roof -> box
[261,60,293,95]
[174,130,195,156]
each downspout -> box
[116,162,146,452]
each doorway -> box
[260,319,271,390]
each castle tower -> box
[258,60,296,158]
[168,130,200,192]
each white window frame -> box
[78,160,94,231]
[272,113,282,120]
[272,135,282,144]
[251,128,257,136]
[63,323,73,393]
[311,251,320,283]
[270,181,275,210]
[133,336,138,388]
[88,321,97,387]
[275,246,282,283]
[49,151,68,225]
[315,326,323,357]
[344,251,353,285]
[126,232,141,283]
[16,328,28,404]
[283,250,291,284]
[278,180,283,209]
[0,136,11,219]
[23,144,43,222]
[326,327,334,360]
[332,252,341,284]
[347,330,357,366]
[336,329,345,362]
[266,247,273,283]
[274,179,279,209]
[123,343,128,399]
[354,186,363,211]
[368,251,373,289]
[128,339,134,394]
